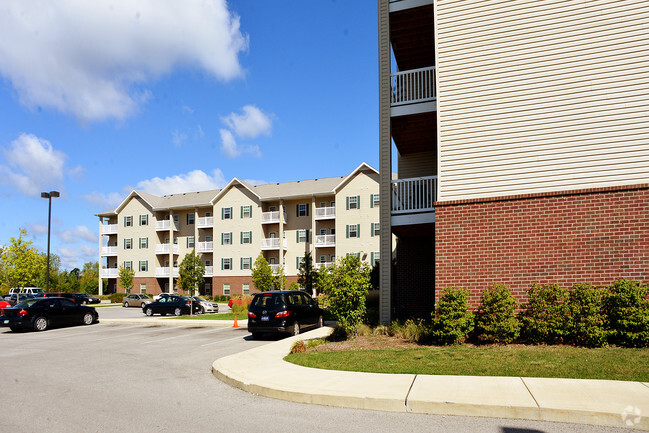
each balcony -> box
[155,243,180,255]
[156,220,179,231]
[203,266,213,277]
[270,264,281,272]
[261,211,287,224]
[315,235,336,248]
[197,241,213,253]
[101,246,117,256]
[155,267,179,278]
[101,224,118,235]
[314,262,333,270]
[391,66,436,116]
[101,268,118,278]
[391,175,437,215]
[197,217,213,228]
[314,206,335,220]
[261,238,288,250]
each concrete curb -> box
[100,318,248,327]
[212,326,649,430]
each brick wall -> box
[394,235,435,318]
[435,185,649,308]
[120,277,160,294]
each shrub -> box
[604,279,649,348]
[290,341,306,353]
[473,284,520,344]
[566,283,608,347]
[231,303,248,315]
[327,325,349,342]
[109,292,125,304]
[431,287,474,345]
[519,284,570,344]
[288,281,300,291]
[389,319,431,344]
[355,323,373,336]
[323,255,371,333]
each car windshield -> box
[194,297,206,302]
[251,293,283,308]
[15,299,41,308]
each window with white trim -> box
[371,252,380,266]
[222,258,232,270]
[223,284,230,295]
[241,231,252,244]
[371,222,380,237]
[241,205,252,218]
[222,232,232,245]
[370,193,380,208]
[297,229,308,243]
[140,284,147,294]
[347,196,359,210]
[222,207,232,219]
[123,261,133,270]
[139,261,148,272]
[187,236,195,248]
[346,224,359,238]
[241,257,252,270]
[124,238,133,249]
[139,237,148,249]
[187,213,195,225]
[124,216,133,227]
[242,283,249,295]
[139,214,148,225]
[297,203,308,217]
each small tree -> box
[519,283,570,344]
[297,252,316,294]
[251,253,274,292]
[431,287,474,345]
[179,250,205,304]
[117,266,135,294]
[473,284,520,344]
[323,255,371,333]
[1,229,45,290]
[604,279,649,348]
[273,265,287,291]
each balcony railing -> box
[101,268,118,278]
[203,266,213,277]
[261,211,287,224]
[156,220,179,231]
[197,241,213,253]
[314,206,335,220]
[156,267,179,278]
[197,217,213,228]
[391,66,436,106]
[270,264,281,272]
[101,224,118,235]
[101,246,118,256]
[261,238,288,250]
[391,176,437,214]
[155,243,180,254]
[315,235,336,248]
[314,262,333,270]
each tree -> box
[251,253,274,292]
[273,265,287,291]
[79,262,100,294]
[0,229,45,290]
[118,266,135,294]
[323,254,371,333]
[179,250,205,302]
[297,252,316,295]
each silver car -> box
[192,296,219,314]
[123,294,153,308]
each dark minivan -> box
[247,290,323,339]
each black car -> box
[0,298,99,332]
[247,290,324,339]
[142,296,201,317]
[73,293,100,304]
[5,293,36,306]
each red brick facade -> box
[435,185,649,307]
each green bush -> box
[323,255,371,333]
[519,284,570,344]
[109,292,125,303]
[389,319,431,344]
[327,325,349,342]
[473,284,520,344]
[566,283,608,347]
[431,287,474,345]
[604,279,649,348]
[288,281,300,291]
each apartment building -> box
[96,163,382,296]
[378,0,649,323]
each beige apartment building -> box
[379,0,649,323]
[96,163,382,296]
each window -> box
[173,215,179,223]
[139,214,148,225]
[241,231,252,244]
[241,205,252,218]
[222,207,232,219]
[346,224,359,238]
[123,261,132,270]
[187,236,195,248]
[139,261,148,272]
[371,252,380,266]
[319,202,326,208]
[269,257,277,265]
[222,232,232,245]
[223,284,230,296]
[124,238,133,249]
[187,213,195,225]
[296,203,309,217]
[173,237,178,245]
[124,216,133,227]
[347,196,360,210]
[241,257,252,270]
[320,255,327,263]
[222,258,232,270]
[331,255,336,263]
[205,235,212,242]
[296,229,309,243]
[140,284,147,294]
[371,222,380,237]
[205,260,211,266]
[370,193,380,208]
[139,237,148,249]
[242,283,249,295]
[346,252,360,258]
[296,256,304,270]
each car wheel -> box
[141,302,146,308]
[123,302,129,308]
[174,307,182,316]
[317,315,323,328]
[33,316,48,332]
[145,308,153,317]
[200,306,205,314]
[82,312,94,325]
[292,321,300,336]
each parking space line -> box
[200,334,246,346]
[141,326,229,344]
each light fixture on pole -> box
[41,191,60,293]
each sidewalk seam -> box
[404,374,417,412]
[520,377,542,419]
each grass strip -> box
[286,345,649,382]
[174,313,247,320]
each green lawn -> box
[286,345,649,382]
[174,313,247,320]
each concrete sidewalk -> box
[212,326,649,431]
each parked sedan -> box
[247,290,323,339]
[123,294,152,308]
[73,293,100,304]
[192,296,218,314]
[142,296,201,317]
[0,298,99,332]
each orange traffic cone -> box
[233,315,239,328]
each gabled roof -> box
[209,178,261,205]
[333,162,379,192]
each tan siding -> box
[436,0,649,201]
[398,151,436,178]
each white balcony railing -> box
[314,206,335,220]
[101,268,118,278]
[314,262,333,270]
[270,264,281,272]
[197,241,213,253]
[101,246,118,256]
[261,238,288,250]
[261,211,287,224]
[391,175,437,214]
[155,243,180,254]
[101,224,118,235]
[197,217,213,228]
[156,220,179,231]
[315,235,336,248]
[155,267,179,278]
[391,66,436,106]
[203,266,213,277]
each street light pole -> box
[41,191,60,292]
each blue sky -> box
[0,0,380,270]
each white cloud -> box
[219,128,262,159]
[172,130,188,146]
[58,244,97,270]
[0,133,66,196]
[135,169,227,196]
[81,191,125,210]
[221,105,272,139]
[59,226,98,244]
[0,0,249,122]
